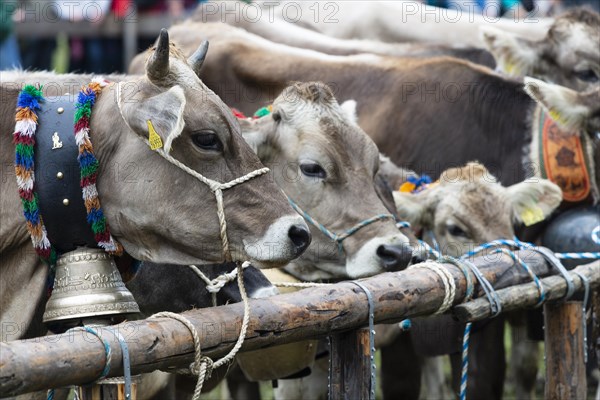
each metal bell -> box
[43,247,140,332]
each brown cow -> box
[0,31,309,345]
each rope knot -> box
[190,356,214,379]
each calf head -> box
[96,30,309,267]
[239,82,411,279]
[481,7,600,91]
[393,163,562,257]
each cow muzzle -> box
[345,233,412,278]
[243,215,311,267]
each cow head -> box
[393,163,562,257]
[238,82,411,279]
[481,7,600,91]
[96,30,310,267]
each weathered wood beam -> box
[0,251,579,397]
[453,262,599,322]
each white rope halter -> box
[115,82,269,261]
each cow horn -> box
[147,29,170,82]
[188,40,209,77]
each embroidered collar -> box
[13,81,123,274]
[535,108,594,204]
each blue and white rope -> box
[460,322,472,400]
[555,251,600,260]
[592,226,600,245]
[287,196,395,255]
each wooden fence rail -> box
[0,252,597,397]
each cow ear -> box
[524,77,589,132]
[239,118,269,154]
[393,191,427,227]
[480,26,540,77]
[507,179,562,225]
[340,100,358,124]
[120,85,186,153]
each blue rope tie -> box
[47,326,112,400]
[592,226,600,245]
[76,326,113,379]
[287,196,395,255]
[350,281,377,400]
[573,271,590,364]
[555,252,600,260]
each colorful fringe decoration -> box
[231,105,273,120]
[253,105,273,118]
[14,85,57,266]
[74,79,123,255]
[399,174,433,194]
[13,80,122,273]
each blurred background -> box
[1,0,599,74]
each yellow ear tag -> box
[521,206,545,226]
[147,120,163,151]
[548,109,568,127]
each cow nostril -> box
[411,255,426,265]
[377,244,413,271]
[288,224,312,255]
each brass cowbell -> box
[43,247,140,332]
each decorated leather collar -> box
[534,108,596,204]
[14,82,123,271]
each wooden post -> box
[544,302,586,400]
[328,329,372,400]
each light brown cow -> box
[482,7,600,91]
[0,31,309,343]
[238,82,412,280]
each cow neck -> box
[530,105,598,205]
[13,82,123,274]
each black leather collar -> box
[35,95,98,253]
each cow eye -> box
[192,132,222,151]
[447,224,468,238]
[300,163,327,179]
[574,69,598,83]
